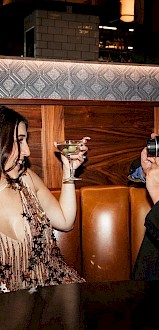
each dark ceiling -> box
[0,0,158,63]
[0,0,121,56]
[0,0,120,21]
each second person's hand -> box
[141,133,158,177]
[146,157,159,204]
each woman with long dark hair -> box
[0,105,89,292]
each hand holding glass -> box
[55,138,89,182]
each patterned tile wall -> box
[0,57,159,100]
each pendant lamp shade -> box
[3,0,12,4]
[120,0,134,22]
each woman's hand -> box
[55,137,91,172]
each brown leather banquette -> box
[52,186,153,282]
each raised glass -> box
[56,139,84,182]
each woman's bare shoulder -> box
[23,168,46,194]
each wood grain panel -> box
[64,104,154,187]
[0,99,156,188]
[154,107,159,134]
[41,105,64,188]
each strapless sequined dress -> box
[0,180,85,292]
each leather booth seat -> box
[52,186,152,282]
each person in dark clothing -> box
[129,133,159,280]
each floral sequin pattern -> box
[0,179,85,292]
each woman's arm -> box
[26,168,77,231]
[25,138,89,231]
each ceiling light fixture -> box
[3,0,12,4]
[120,0,134,23]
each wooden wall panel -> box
[154,107,159,134]
[41,105,64,188]
[0,99,157,189]
[64,104,154,187]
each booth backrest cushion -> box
[80,186,130,281]
[51,186,152,281]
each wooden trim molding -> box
[0,98,159,107]
[41,105,65,188]
[154,107,159,135]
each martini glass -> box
[56,139,84,182]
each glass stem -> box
[69,159,74,179]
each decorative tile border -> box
[0,57,159,101]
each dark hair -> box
[0,105,29,178]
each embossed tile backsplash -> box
[0,58,159,101]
